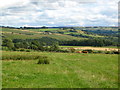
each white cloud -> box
[0,0,119,27]
[0,0,29,8]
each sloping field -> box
[28,28,60,32]
[1,28,37,35]
[3,32,84,41]
[1,27,85,41]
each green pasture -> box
[28,28,60,32]
[2,51,118,88]
[3,33,84,41]
[1,28,36,35]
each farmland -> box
[2,51,118,88]
[1,0,119,88]
[60,46,118,51]
[1,26,119,88]
[1,27,118,49]
[60,45,118,48]
[1,27,118,41]
[1,27,84,41]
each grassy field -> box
[2,51,118,88]
[1,27,85,41]
[28,28,60,32]
[3,33,84,41]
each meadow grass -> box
[3,33,83,41]
[28,28,60,32]
[1,28,36,35]
[2,51,118,88]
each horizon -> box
[0,25,118,28]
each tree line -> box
[59,38,118,47]
[2,37,118,51]
[2,37,60,51]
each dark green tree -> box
[2,38,14,49]
[50,42,59,51]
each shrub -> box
[37,57,50,64]
[26,50,31,52]
[12,47,17,51]
[19,48,25,51]
[93,50,105,54]
[110,51,114,54]
[2,47,9,51]
[105,51,112,54]
[2,54,48,60]
[97,51,104,53]
[69,48,76,53]
[37,59,44,64]
[82,49,93,53]
[44,59,50,64]
[103,51,120,54]
[93,51,98,53]
[112,51,120,54]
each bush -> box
[93,50,105,54]
[44,59,50,64]
[104,51,119,54]
[2,55,47,60]
[19,48,25,51]
[12,47,17,51]
[37,59,44,64]
[26,49,31,52]
[69,48,76,53]
[37,57,50,64]
[82,49,93,53]
[97,51,104,53]
[105,51,112,54]
[112,51,120,54]
[2,47,10,51]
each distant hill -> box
[1,26,118,43]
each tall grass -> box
[2,54,47,60]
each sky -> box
[0,0,119,27]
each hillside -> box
[1,27,86,41]
[1,27,118,40]
[1,26,118,49]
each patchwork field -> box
[2,51,118,88]
[62,47,118,51]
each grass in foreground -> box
[2,51,118,88]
